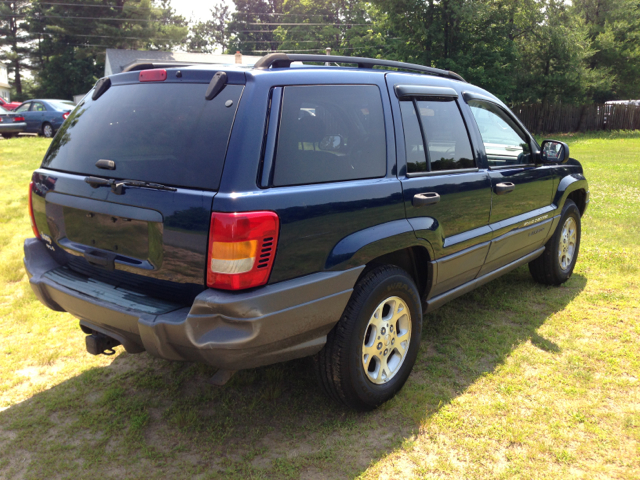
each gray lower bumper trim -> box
[24,238,363,369]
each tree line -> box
[1,0,639,105]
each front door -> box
[386,74,493,297]
[464,97,556,274]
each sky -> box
[172,0,235,23]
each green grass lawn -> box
[0,132,639,479]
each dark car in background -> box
[13,99,75,138]
[0,105,27,138]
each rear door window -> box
[272,85,386,187]
[42,82,243,191]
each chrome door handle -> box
[412,192,440,207]
[495,182,515,195]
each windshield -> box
[0,105,7,113]
[42,82,243,190]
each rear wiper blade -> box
[84,176,177,194]
[113,179,178,194]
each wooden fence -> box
[511,102,640,134]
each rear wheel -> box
[42,123,54,138]
[1,133,16,139]
[314,265,422,410]
[529,199,581,285]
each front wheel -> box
[42,123,54,138]
[314,265,422,410]
[529,199,581,285]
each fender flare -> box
[325,219,434,270]
[553,173,589,212]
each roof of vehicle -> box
[106,53,507,111]
[19,99,74,103]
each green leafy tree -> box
[28,0,188,99]
[273,0,382,57]
[572,0,640,100]
[513,0,609,104]
[226,0,285,54]
[0,0,34,98]
[188,3,231,53]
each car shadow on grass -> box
[0,266,586,479]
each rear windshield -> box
[42,82,243,190]
[47,100,76,111]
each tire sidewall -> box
[550,201,581,281]
[344,270,422,408]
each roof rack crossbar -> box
[253,53,466,82]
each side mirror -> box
[540,140,569,164]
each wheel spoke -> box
[362,343,379,358]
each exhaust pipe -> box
[85,332,121,356]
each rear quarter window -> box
[272,85,386,187]
[42,82,243,190]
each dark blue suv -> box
[24,54,589,410]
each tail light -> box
[28,182,41,240]
[14,116,25,122]
[62,112,70,120]
[207,211,279,290]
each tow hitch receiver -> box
[85,333,121,356]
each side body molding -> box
[325,219,434,270]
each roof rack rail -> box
[253,53,466,82]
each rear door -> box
[28,102,46,132]
[386,74,493,297]
[31,69,245,304]
[463,97,556,274]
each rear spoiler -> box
[122,61,212,73]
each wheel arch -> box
[325,219,434,304]
[554,174,589,216]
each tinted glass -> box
[273,85,386,186]
[15,103,30,113]
[48,100,75,111]
[399,101,426,172]
[468,100,531,167]
[32,103,46,112]
[416,100,475,172]
[42,83,243,190]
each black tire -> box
[42,122,54,138]
[314,265,422,410]
[2,133,16,139]
[529,199,581,285]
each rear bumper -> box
[0,122,26,133]
[24,238,362,369]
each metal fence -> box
[511,102,640,134]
